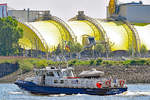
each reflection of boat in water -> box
[15,67,127,95]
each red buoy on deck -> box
[96,82,102,88]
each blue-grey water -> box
[0,84,150,100]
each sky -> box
[1,0,150,20]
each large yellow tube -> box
[68,20,101,44]
[18,18,150,53]
[96,20,130,51]
[18,22,46,51]
[27,20,72,52]
[134,24,150,50]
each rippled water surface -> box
[1,84,150,100]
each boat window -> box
[36,71,39,76]
[54,80,58,83]
[60,80,64,84]
[66,71,74,77]
[39,71,43,76]
[47,72,54,76]
[57,72,60,76]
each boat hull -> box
[15,80,127,95]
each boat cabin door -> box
[42,75,46,85]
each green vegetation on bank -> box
[0,17,23,56]
[1,57,150,73]
[68,58,150,67]
[132,23,150,26]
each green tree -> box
[95,42,105,57]
[140,44,148,56]
[0,17,23,56]
[73,43,82,53]
[54,44,62,56]
[67,41,82,58]
[67,41,82,53]
[128,46,134,56]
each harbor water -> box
[0,84,150,100]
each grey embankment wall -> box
[0,63,19,78]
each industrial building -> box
[8,9,50,22]
[1,0,150,57]
[0,4,7,18]
[107,0,150,23]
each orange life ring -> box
[96,82,102,88]
[105,80,111,87]
[120,80,125,87]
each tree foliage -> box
[67,41,82,53]
[0,17,23,56]
[140,44,148,55]
[54,44,62,55]
[128,46,133,56]
[95,41,105,57]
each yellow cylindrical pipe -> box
[96,20,130,51]
[27,20,73,52]
[18,22,46,52]
[68,20,101,45]
[19,18,150,53]
[134,24,150,50]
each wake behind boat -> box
[15,66,127,95]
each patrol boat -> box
[15,67,127,95]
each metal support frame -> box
[26,23,49,51]
[50,20,66,50]
[51,16,76,42]
[69,13,110,58]
[25,22,49,59]
[120,19,141,56]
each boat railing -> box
[45,77,101,88]
[35,76,126,88]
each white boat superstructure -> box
[15,66,128,95]
[25,67,126,89]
